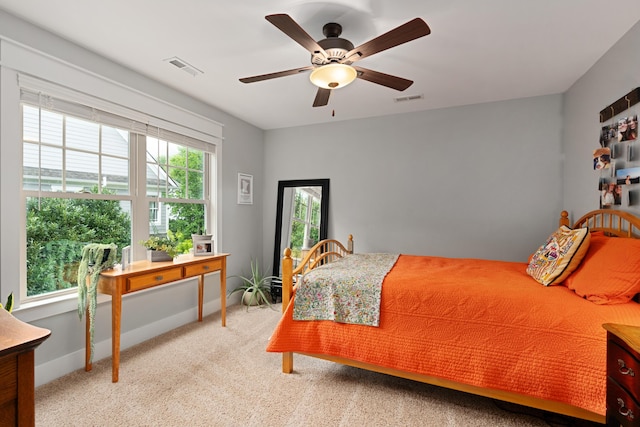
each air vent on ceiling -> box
[164,56,203,77]
[393,94,424,103]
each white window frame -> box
[20,102,215,303]
[0,39,223,320]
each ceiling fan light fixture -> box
[309,63,357,89]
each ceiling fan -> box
[239,14,431,107]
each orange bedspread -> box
[266,254,640,415]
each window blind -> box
[19,75,221,152]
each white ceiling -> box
[1,1,639,130]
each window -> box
[145,136,207,252]
[21,100,213,301]
[289,187,321,258]
[23,105,130,194]
[149,201,160,224]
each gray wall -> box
[0,9,264,385]
[563,20,640,220]
[264,94,564,265]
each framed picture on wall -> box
[601,123,617,147]
[237,173,253,205]
[616,115,638,142]
[593,147,611,170]
[616,166,640,185]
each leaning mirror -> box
[272,179,329,278]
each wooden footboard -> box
[280,236,353,372]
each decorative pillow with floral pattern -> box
[526,226,590,286]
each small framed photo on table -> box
[192,236,214,256]
[237,173,253,205]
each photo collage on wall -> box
[596,113,639,208]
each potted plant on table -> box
[139,234,179,261]
[228,259,278,311]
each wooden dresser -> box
[0,309,51,427]
[604,323,640,427]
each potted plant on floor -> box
[228,259,278,310]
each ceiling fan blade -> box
[239,66,314,83]
[266,14,328,60]
[344,18,430,63]
[313,88,331,107]
[353,66,413,91]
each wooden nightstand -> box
[604,324,640,426]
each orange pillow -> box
[564,234,640,304]
[526,226,591,286]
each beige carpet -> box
[36,304,601,427]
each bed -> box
[266,209,640,424]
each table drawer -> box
[609,341,640,396]
[608,378,640,426]
[184,259,222,277]
[127,267,183,292]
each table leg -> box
[111,289,122,383]
[220,258,226,327]
[85,305,92,372]
[198,274,204,322]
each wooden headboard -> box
[560,209,640,238]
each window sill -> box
[14,292,110,323]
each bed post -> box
[347,234,354,254]
[282,248,293,311]
[560,210,570,227]
[281,248,293,373]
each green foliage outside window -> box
[26,191,131,296]
[25,147,206,298]
[161,146,206,251]
[290,221,305,258]
[289,189,321,259]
